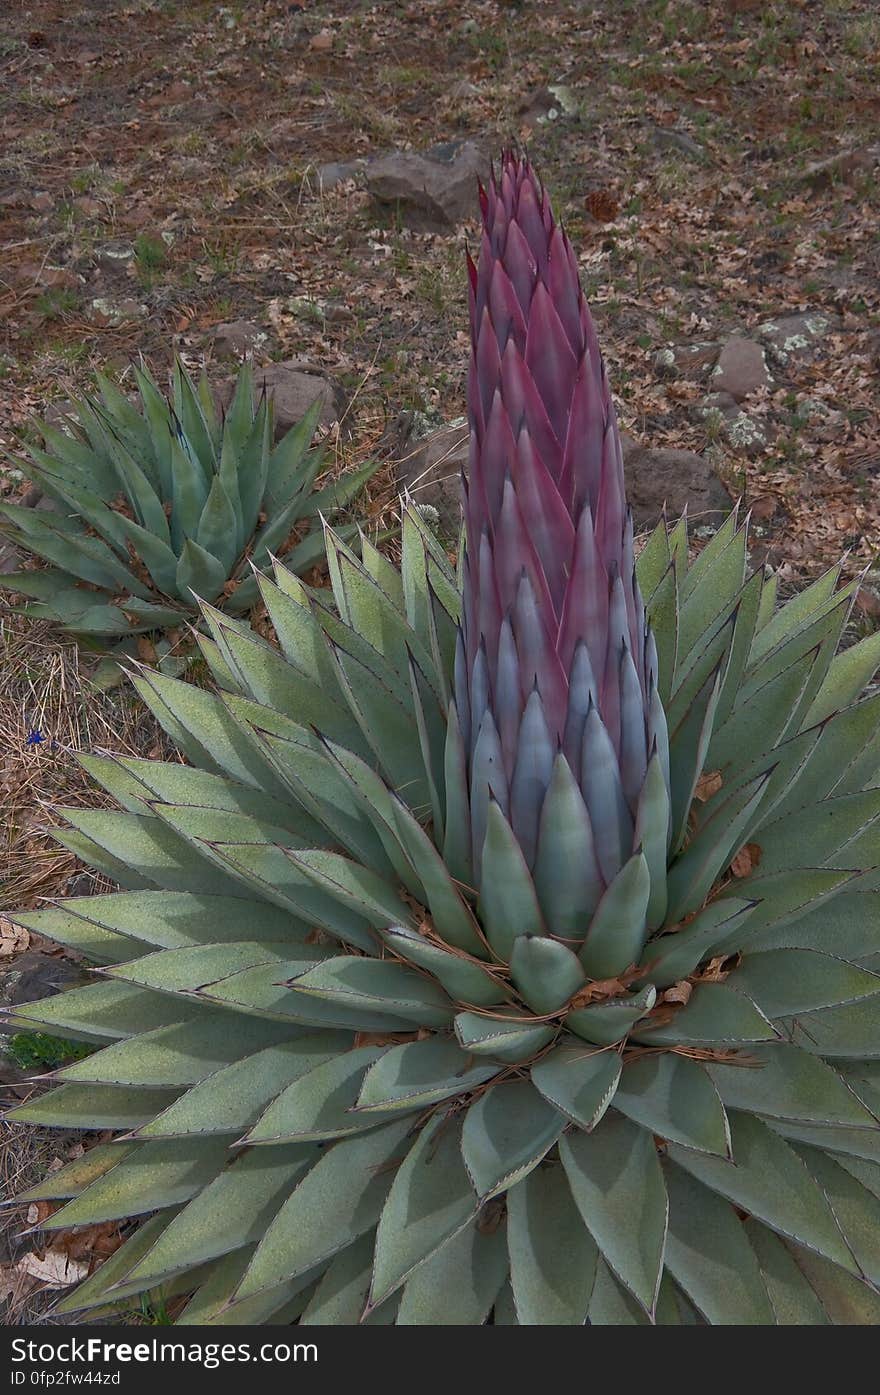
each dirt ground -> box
[0,0,878,1322]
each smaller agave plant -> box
[0,359,377,641]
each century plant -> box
[0,358,376,640]
[7,153,880,1326]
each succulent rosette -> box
[6,154,880,1326]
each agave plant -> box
[7,154,880,1326]
[0,358,376,639]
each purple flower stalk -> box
[455,152,669,926]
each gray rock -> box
[393,418,468,537]
[696,393,768,457]
[216,361,343,437]
[756,312,841,367]
[801,147,874,191]
[367,142,489,231]
[1,951,85,1013]
[211,319,268,359]
[317,160,366,192]
[711,336,771,401]
[622,442,731,530]
[654,342,720,380]
[0,538,22,575]
[652,127,705,161]
[94,240,135,271]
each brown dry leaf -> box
[0,915,29,957]
[750,494,778,520]
[731,842,762,878]
[585,189,619,223]
[25,1201,55,1226]
[310,30,334,51]
[855,586,880,619]
[663,980,693,1005]
[56,1220,125,1263]
[15,1249,89,1289]
[135,635,158,665]
[693,770,723,802]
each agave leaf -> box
[478,802,545,961]
[634,519,672,603]
[7,1083,180,1132]
[297,459,381,520]
[7,978,188,1043]
[560,1112,667,1316]
[370,1113,477,1308]
[678,518,747,657]
[233,1116,415,1300]
[300,1231,394,1325]
[454,1010,554,1063]
[726,868,860,952]
[354,1037,502,1113]
[668,665,722,854]
[506,1164,598,1325]
[728,948,880,1016]
[169,427,210,550]
[614,1054,731,1157]
[234,401,272,539]
[634,752,671,930]
[396,1219,508,1326]
[714,568,765,729]
[246,1046,403,1142]
[662,1162,775,1325]
[667,1114,860,1275]
[532,753,604,942]
[57,807,243,897]
[633,983,777,1046]
[708,1045,877,1130]
[510,934,585,1015]
[286,956,452,1028]
[748,561,844,666]
[566,984,657,1047]
[136,1035,354,1139]
[782,994,880,1059]
[56,1014,292,1087]
[710,644,831,774]
[640,896,757,989]
[587,1256,650,1325]
[579,852,651,979]
[461,1079,564,1199]
[744,1218,829,1325]
[18,1144,134,1203]
[196,474,240,574]
[133,362,174,498]
[42,1137,232,1228]
[263,397,323,510]
[442,700,473,890]
[758,789,880,876]
[643,562,678,704]
[51,1212,181,1315]
[380,927,503,1006]
[124,1144,316,1287]
[530,1041,622,1132]
[665,771,772,924]
[804,628,880,729]
[678,507,741,607]
[175,537,228,604]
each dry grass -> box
[0,610,173,914]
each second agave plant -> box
[7,154,880,1325]
[0,358,377,640]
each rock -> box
[756,312,841,367]
[654,342,720,379]
[622,443,731,531]
[0,538,22,575]
[801,147,874,191]
[31,191,53,212]
[216,361,343,437]
[316,160,365,192]
[652,127,705,161]
[89,296,146,326]
[367,142,489,231]
[94,240,135,270]
[393,417,468,537]
[210,319,268,359]
[711,336,771,401]
[696,392,768,457]
[1,951,86,1014]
